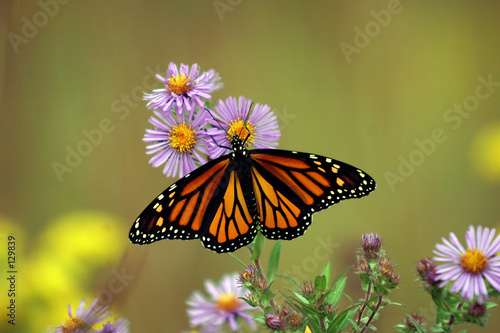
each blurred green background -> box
[2,0,500,332]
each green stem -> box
[356,283,372,326]
[249,248,279,314]
[359,295,383,333]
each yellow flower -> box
[469,123,500,182]
[38,211,126,272]
[0,211,127,332]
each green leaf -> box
[315,274,327,292]
[228,253,248,270]
[325,276,346,306]
[267,240,281,283]
[384,300,405,307]
[322,261,331,286]
[276,274,301,288]
[253,315,266,325]
[306,317,323,333]
[250,231,265,260]
[485,301,498,309]
[347,318,362,332]
[293,291,310,305]
[327,309,356,332]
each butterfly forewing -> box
[129,159,232,244]
[249,150,376,240]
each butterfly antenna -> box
[241,102,254,146]
[202,105,231,150]
[203,105,226,132]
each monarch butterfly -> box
[129,132,376,253]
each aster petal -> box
[150,148,173,167]
[483,270,500,291]
[204,280,222,300]
[437,266,464,284]
[466,225,477,249]
[477,275,489,300]
[482,227,495,252]
[434,241,462,257]
[455,273,472,298]
[189,63,199,78]
[448,232,467,254]
[478,225,490,250]
[168,62,179,76]
[226,314,239,331]
[485,233,500,257]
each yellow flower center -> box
[227,119,256,145]
[61,317,84,333]
[461,248,487,274]
[216,292,241,312]
[169,123,196,152]
[167,73,191,95]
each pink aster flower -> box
[143,101,210,178]
[206,96,281,159]
[186,273,256,332]
[144,62,222,112]
[433,225,500,303]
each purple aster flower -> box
[206,96,281,159]
[433,225,500,303]
[186,273,256,332]
[144,62,222,112]
[144,101,210,178]
[53,298,110,332]
[99,318,130,333]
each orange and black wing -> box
[249,150,376,240]
[200,168,257,253]
[129,157,257,253]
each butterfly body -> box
[130,136,376,253]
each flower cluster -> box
[183,226,500,332]
[143,62,280,178]
[356,233,400,295]
[354,233,400,331]
[52,298,129,333]
[412,225,500,331]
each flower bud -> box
[265,314,281,330]
[361,233,382,259]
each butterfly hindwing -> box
[249,149,376,240]
[200,169,257,253]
